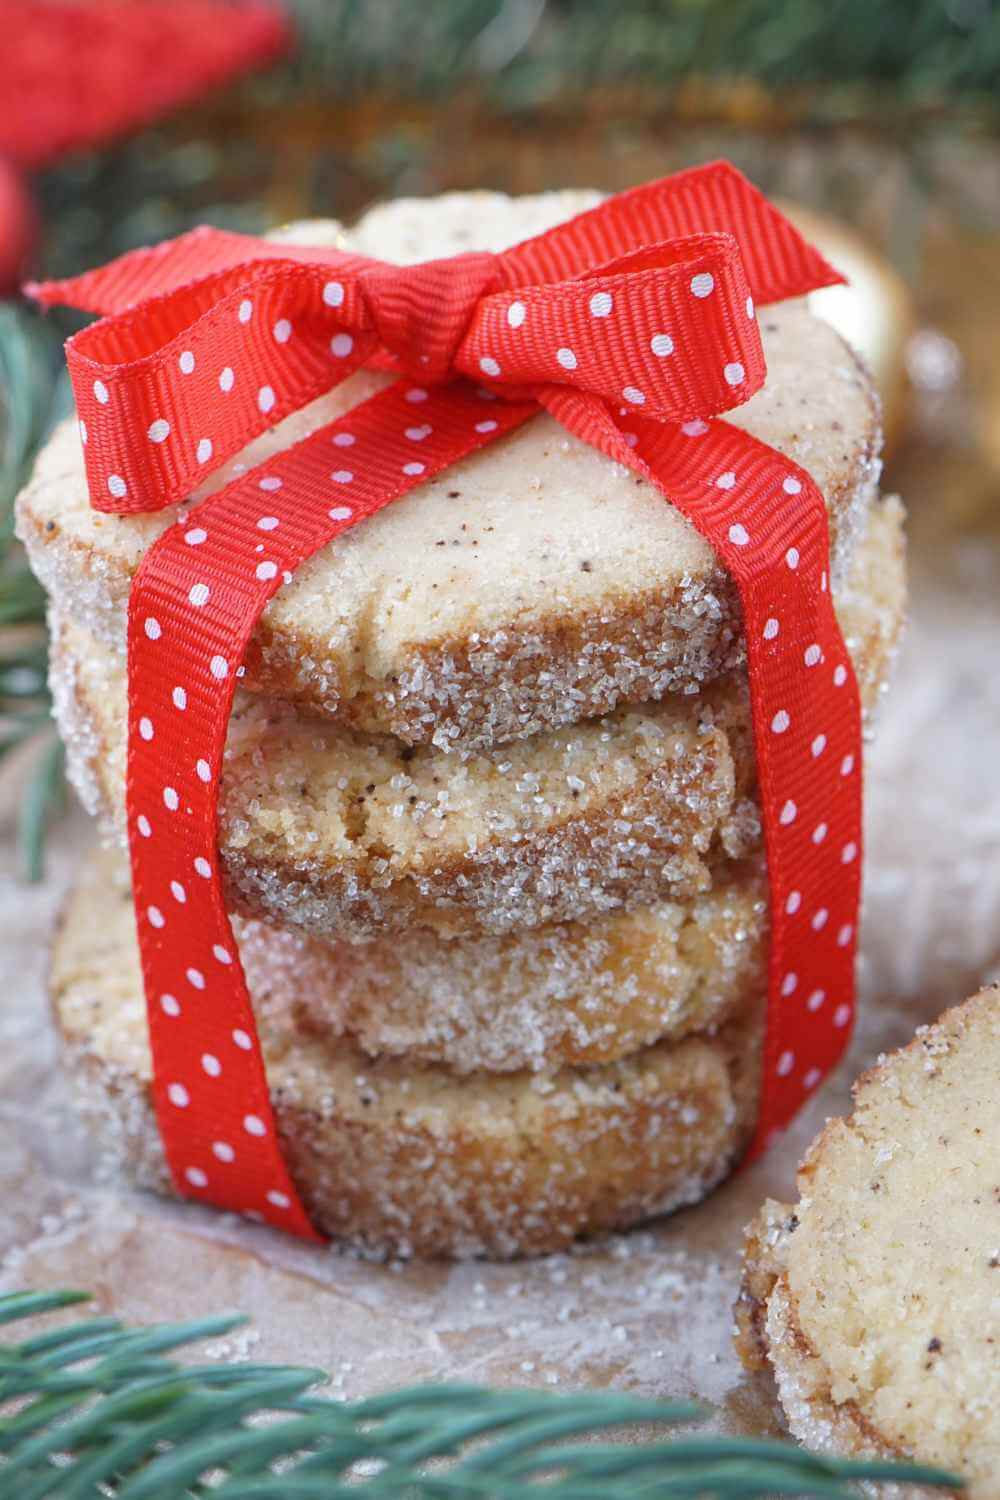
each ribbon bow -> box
[32,162,862,1243]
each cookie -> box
[737,988,1000,1498]
[51,496,904,943]
[16,191,881,752]
[52,848,764,1259]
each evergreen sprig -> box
[0,1289,961,1498]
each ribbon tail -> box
[542,387,863,1155]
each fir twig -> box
[0,1290,962,1498]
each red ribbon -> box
[32,162,861,1242]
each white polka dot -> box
[232,1029,253,1050]
[804,643,822,667]
[266,1190,291,1209]
[589,291,613,317]
[255,561,278,581]
[332,432,355,447]
[746,296,755,319]
[833,1003,852,1028]
[148,419,170,444]
[197,438,213,464]
[785,890,801,914]
[841,754,855,776]
[202,1053,222,1077]
[728,523,749,546]
[507,300,526,328]
[323,280,344,307]
[196,758,211,782]
[194,856,212,879]
[783,475,802,495]
[812,908,829,931]
[170,880,186,903]
[716,471,737,490]
[811,734,827,757]
[622,386,645,405]
[405,387,428,403]
[803,1067,822,1090]
[837,924,854,948]
[212,1142,235,1163]
[213,945,232,965]
[273,318,292,343]
[79,419,88,445]
[681,419,708,436]
[163,786,179,811]
[137,814,152,838]
[258,386,276,414]
[219,367,234,392]
[209,655,228,680]
[188,582,210,607]
[243,1114,266,1137]
[556,347,578,371]
[179,350,195,374]
[257,515,279,530]
[403,461,425,477]
[330,333,354,359]
[781,973,798,997]
[93,379,109,404]
[147,904,165,929]
[723,361,745,386]
[405,425,432,443]
[842,841,858,864]
[821,571,829,593]
[184,527,207,546]
[168,1083,189,1107]
[186,967,205,990]
[834,664,848,687]
[776,1050,795,1076]
[812,822,828,844]
[623,432,639,448]
[160,993,180,1017]
[785,547,800,570]
[779,800,797,824]
[172,686,187,710]
[107,474,127,499]
[144,616,161,640]
[771,710,790,735]
[185,1166,208,1188]
[475,419,498,434]
[807,989,826,1012]
[258,475,283,492]
[650,333,674,357]
[238,298,253,323]
[329,505,353,521]
[690,272,714,298]
[331,469,353,484]
[479,356,501,378]
[139,716,154,741]
[763,617,779,640]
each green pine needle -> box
[0,1290,962,1498]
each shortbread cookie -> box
[89,846,766,1072]
[52,852,764,1258]
[17,191,881,752]
[737,988,1000,1498]
[50,497,905,942]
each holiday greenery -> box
[0,1289,961,1497]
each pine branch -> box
[0,1290,962,1498]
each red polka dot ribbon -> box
[31,162,860,1240]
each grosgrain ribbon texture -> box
[31,162,861,1240]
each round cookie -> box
[52,852,764,1259]
[16,191,881,752]
[49,498,905,944]
[737,988,1000,1498]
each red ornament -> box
[31,163,861,1241]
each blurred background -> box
[1,0,999,875]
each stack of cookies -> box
[18,190,906,1258]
